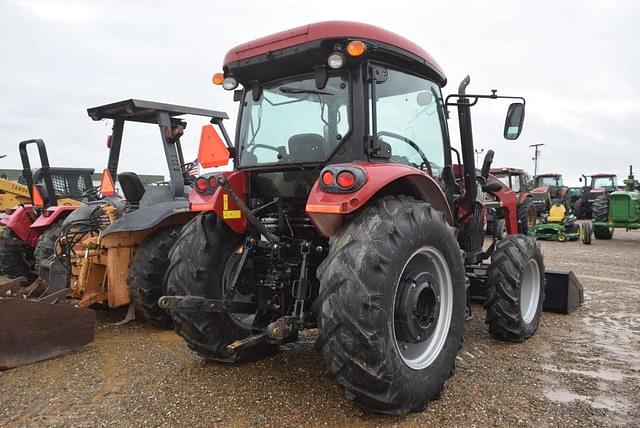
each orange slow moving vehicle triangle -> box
[31,184,45,207]
[198,125,229,168]
[100,169,116,197]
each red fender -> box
[189,170,248,234]
[1,205,40,247]
[30,206,77,230]
[492,185,518,234]
[306,162,452,237]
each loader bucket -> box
[542,270,584,314]
[467,269,584,314]
[0,298,96,370]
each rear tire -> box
[165,213,277,363]
[494,218,506,240]
[517,199,537,235]
[33,219,64,273]
[484,235,545,342]
[592,195,614,239]
[0,228,34,280]
[128,226,181,329]
[317,196,466,415]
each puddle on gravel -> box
[542,364,629,381]
[544,388,632,413]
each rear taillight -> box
[194,175,220,193]
[195,177,209,193]
[319,166,366,193]
[336,171,356,189]
[321,171,334,186]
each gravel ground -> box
[1,228,639,427]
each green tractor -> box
[582,165,640,244]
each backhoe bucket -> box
[0,298,95,370]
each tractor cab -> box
[530,173,567,215]
[573,173,618,219]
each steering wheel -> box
[377,131,433,176]
[82,186,101,200]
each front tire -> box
[128,226,182,329]
[165,213,277,363]
[484,235,545,342]
[317,196,466,415]
[0,228,34,280]
[581,222,592,245]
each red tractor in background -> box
[573,173,617,219]
[486,167,536,236]
[0,139,96,280]
[529,172,568,215]
[159,21,577,415]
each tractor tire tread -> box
[165,213,277,363]
[316,195,466,415]
[128,226,182,329]
[484,235,545,342]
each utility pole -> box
[529,143,544,176]
[474,148,484,166]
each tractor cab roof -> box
[589,173,616,178]
[222,20,446,85]
[535,173,562,178]
[87,99,228,125]
[490,167,526,176]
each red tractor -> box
[573,173,617,219]
[0,140,96,280]
[160,21,553,414]
[530,173,568,215]
[487,167,536,235]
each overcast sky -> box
[1,0,638,186]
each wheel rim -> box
[222,251,255,328]
[519,258,541,324]
[393,246,453,370]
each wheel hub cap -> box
[395,272,440,343]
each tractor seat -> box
[547,203,566,223]
[288,133,327,162]
[118,172,146,204]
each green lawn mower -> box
[528,200,580,242]
[582,165,640,244]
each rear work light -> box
[319,166,366,193]
[327,52,345,69]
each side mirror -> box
[579,177,582,182]
[416,91,434,106]
[503,103,525,140]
